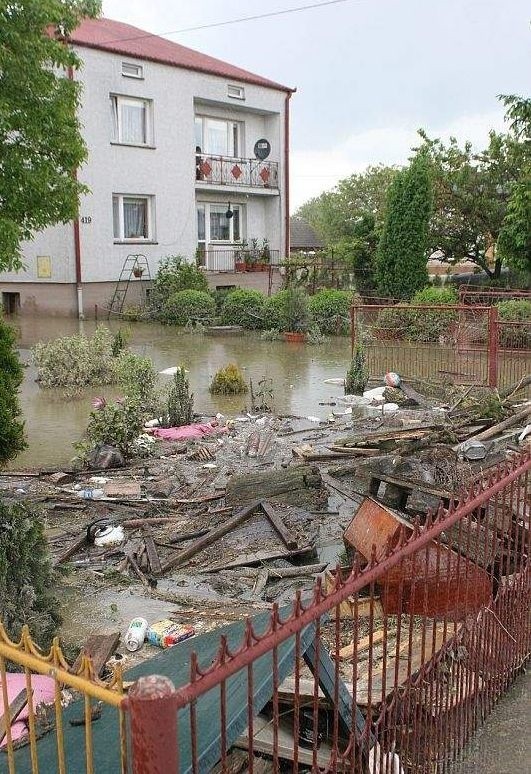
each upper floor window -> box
[195,116,241,157]
[227,84,245,100]
[111,95,152,145]
[113,194,154,241]
[122,62,143,79]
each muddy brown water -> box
[11,317,353,469]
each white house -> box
[0,17,294,317]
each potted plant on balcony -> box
[234,241,248,273]
[133,266,144,279]
[282,287,310,343]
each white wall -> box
[0,47,287,287]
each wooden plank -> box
[142,525,162,574]
[200,546,315,573]
[334,629,386,661]
[53,532,86,566]
[0,689,29,743]
[72,632,120,677]
[158,501,263,575]
[371,472,452,500]
[103,480,141,499]
[261,501,298,550]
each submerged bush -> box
[0,499,60,647]
[345,336,369,394]
[308,289,352,335]
[32,326,116,391]
[79,397,147,456]
[220,289,265,329]
[263,290,290,331]
[162,290,216,326]
[114,351,158,408]
[209,363,248,394]
[149,256,209,318]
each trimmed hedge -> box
[263,290,290,331]
[220,289,266,329]
[162,289,216,326]
[308,290,352,335]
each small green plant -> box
[111,327,130,357]
[167,367,194,427]
[209,363,248,395]
[412,286,458,304]
[162,289,216,327]
[306,324,328,345]
[260,328,282,341]
[282,287,311,333]
[0,499,60,647]
[78,397,147,457]
[308,289,352,335]
[220,289,266,329]
[345,336,369,394]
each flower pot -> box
[284,331,306,343]
[133,269,144,278]
[235,261,246,273]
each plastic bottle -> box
[125,618,149,652]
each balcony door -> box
[197,202,244,270]
[195,116,241,158]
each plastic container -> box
[80,488,104,500]
[125,617,148,652]
[146,620,195,649]
[94,525,125,547]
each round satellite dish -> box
[254,139,271,160]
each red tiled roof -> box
[68,17,293,93]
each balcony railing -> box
[195,153,279,189]
[198,248,280,272]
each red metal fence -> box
[126,451,530,773]
[350,304,530,391]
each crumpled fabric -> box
[151,422,228,441]
[0,674,56,746]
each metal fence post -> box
[128,674,178,774]
[487,305,499,388]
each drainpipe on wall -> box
[284,91,294,257]
[67,65,84,319]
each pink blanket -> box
[0,673,55,746]
[152,422,228,441]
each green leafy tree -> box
[0,316,26,465]
[0,0,101,271]
[377,152,432,299]
[332,213,379,296]
[297,165,398,244]
[496,95,531,275]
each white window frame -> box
[122,62,144,79]
[197,202,244,245]
[113,194,155,242]
[110,94,153,146]
[227,84,245,100]
[194,115,243,157]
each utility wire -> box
[102,0,351,43]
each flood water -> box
[11,317,353,468]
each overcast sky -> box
[102,0,530,211]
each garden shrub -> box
[0,316,26,465]
[263,290,290,331]
[166,367,194,427]
[308,289,352,335]
[211,287,235,314]
[497,299,531,348]
[412,286,458,305]
[114,351,158,407]
[281,288,311,333]
[345,337,369,394]
[210,363,248,394]
[149,256,209,318]
[32,325,116,391]
[79,397,147,457]
[220,289,266,329]
[162,289,216,326]
[0,499,60,646]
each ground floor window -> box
[2,292,20,315]
[113,194,154,241]
[197,202,243,251]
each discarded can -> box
[461,440,487,460]
[125,617,149,652]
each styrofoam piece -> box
[382,403,399,413]
[324,377,346,385]
[363,386,386,399]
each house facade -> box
[0,18,293,317]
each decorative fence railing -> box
[351,303,530,391]
[198,248,281,273]
[1,454,529,772]
[195,153,279,190]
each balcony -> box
[195,153,279,191]
[198,247,281,272]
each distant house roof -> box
[290,217,324,251]
[68,17,294,93]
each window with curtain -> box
[113,195,153,241]
[110,96,151,145]
[205,204,242,242]
[195,117,241,156]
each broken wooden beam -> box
[260,501,298,550]
[0,689,29,744]
[157,501,263,575]
[72,632,120,677]
[142,525,162,574]
[53,532,87,566]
